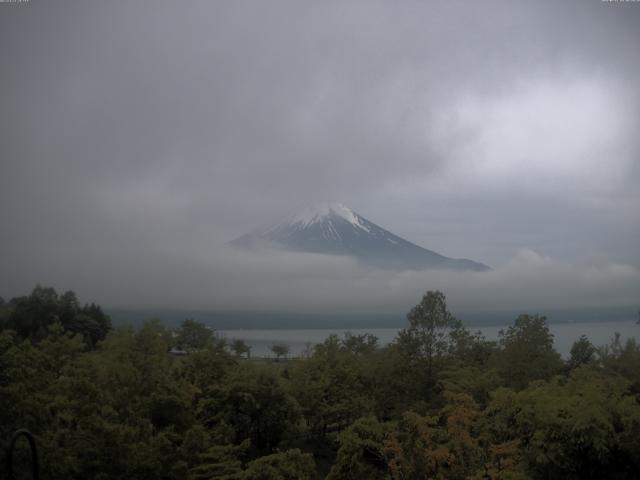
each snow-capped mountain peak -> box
[230,203,490,272]
[282,202,369,232]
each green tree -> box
[448,327,497,367]
[231,339,251,359]
[341,332,378,355]
[198,368,301,453]
[39,322,85,378]
[270,343,290,362]
[78,302,112,347]
[290,334,376,437]
[180,345,234,393]
[598,333,640,390]
[5,285,61,340]
[327,417,392,480]
[0,329,51,441]
[487,368,640,479]
[177,319,215,351]
[567,334,596,370]
[392,290,466,406]
[2,285,111,346]
[397,290,460,376]
[495,314,562,389]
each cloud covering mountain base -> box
[5,246,637,320]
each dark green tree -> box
[327,417,392,480]
[397,290,460,376]
[290,334,376,437]
[198,369,300,453]
[495,314,563,389]
[177,319,215,351]
[2,285,111,346]
[230,339,251,359]
[567,334,596,370]
[487,368,640,479]
[598,333,640,386]
[341,332,378,355]
[270,343,289,362]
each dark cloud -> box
[1,0,639,310]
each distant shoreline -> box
[107,305,638,330]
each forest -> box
[1,286,639,479]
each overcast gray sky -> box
[1,0,639,313]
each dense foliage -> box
[1,287,639,479]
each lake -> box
[219,320,639,358]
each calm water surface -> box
[219,320,638,358]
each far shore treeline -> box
[1,286,639,479]
[105,305,637,330]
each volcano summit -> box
[230,203,490,272]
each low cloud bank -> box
[7,245,636,319]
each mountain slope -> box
[230,203,490,271]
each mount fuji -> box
[230,203,491,272]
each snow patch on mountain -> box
[284,202,370,232]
